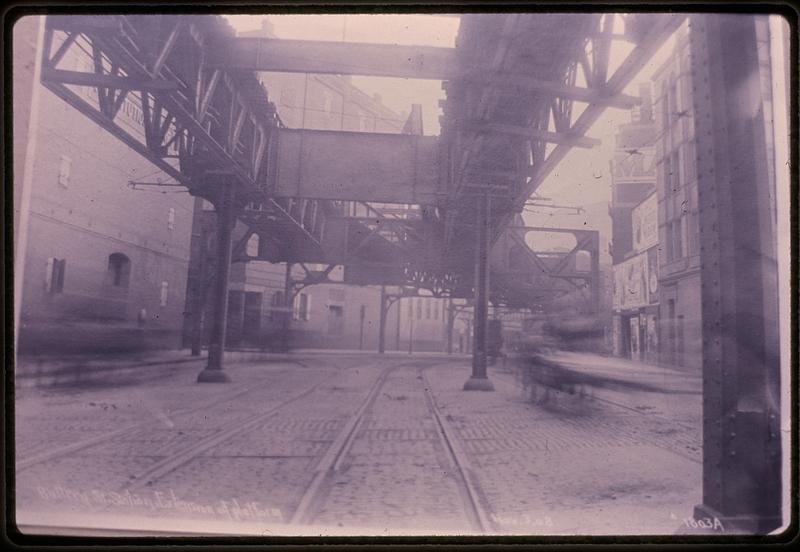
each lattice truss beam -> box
[440,13,686,259]
[39,15,326,250]
[232,201,470,296]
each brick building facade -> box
[15,16,195,354]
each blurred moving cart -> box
[515,353,590,404]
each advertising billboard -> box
[633,193,659,253]
[613,252,649,310]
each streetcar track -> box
[120,356,388,491]
[123,377,337,491]
[16,357,351,471]
[418,368,495,533]
[288,362,399,525]
[289,359,494,533]
[288,359,451,525]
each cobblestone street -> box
[15,352,702,536]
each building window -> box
[670,150,680,192]
[160,281,169,306]
[667,299,676,364]
[662,145,685,263]
[322,88,333,114]
[45,257,66,293]
[246,234,260,257]
[434,301,439,320]
[688,203,699,256]
[294,292,310,321]
[664,221,674,263]
[270,291,284,322]
[407,298,413,318]
[243,292,263,338]
[107,253,131,288]
[684,146,697,184]
[666,221,677,261]
[58,155,71,188]
[416,298,422,319]
[669,77,679,124]
[327,305,344,334]
[167,208,175,230]
[660,82,670,136]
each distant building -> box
[397,295,451,353]
[609,83,659,362]
[15,17,194,354]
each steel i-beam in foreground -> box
[690,14,782,532]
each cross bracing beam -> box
[215,37,457,79]
[459,121,601,148]
[489,225,600,310]
[514,14,686,200]
[40,67,180,92]
[440,13,686,254]
[39,14,325,248]
[452,72,641,109]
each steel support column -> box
[395,297,401,351]
[589,234,601,315]
[447,300,455,355]
[378,286,387,354]
[689,14,782,532]
[408,304,414,355]
[197,184,236,383]
[188,215,208,357]
[281,263,293,353]
[464,195,495,391]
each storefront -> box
[612,245,659,362]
